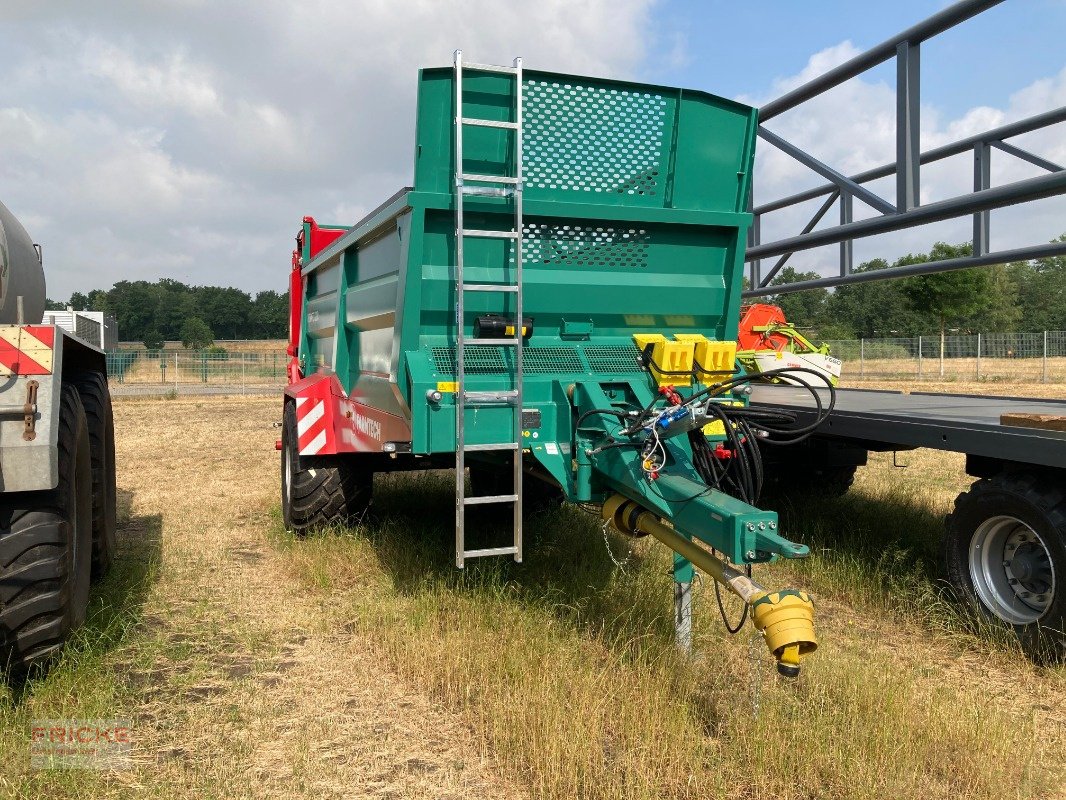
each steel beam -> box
[988,139,1064,173]
[758,128,895,215]
[973,142,991,256]
[759,0,1002,122]
[758,189,839,287]
[753,107,1066,216]
[744,240,1066,297]
[896,40,921,211]
[747,169,1066,261]
[839,192,853,275]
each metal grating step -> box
[462,62,517,75]
[464,442,520,452]
[463,546,520,558]
[464,494,518,505]
[461,174,521,185]
[460,185,514,198]
[463,283,519,293]
[464,390,519,404]
[462,117,519,130]
[461,228,519,239]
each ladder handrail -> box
[453,49,525,568]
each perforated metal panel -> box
[522,223,650,268]
[432,346,583,375]
[523,80,668,198]
[585,345,644,374]
[432,346,505,375]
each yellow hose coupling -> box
[750,589,818,677]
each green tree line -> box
[764,236,1066,341]
[46,278,288,347]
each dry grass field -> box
[0,386,1064,799]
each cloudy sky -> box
[2,0,1064,301]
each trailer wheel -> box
[0,383,93,674]
[70,371,117,579]
[281,401,372,533]
[944,471,1066,660]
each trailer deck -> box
[750,385,1066,469]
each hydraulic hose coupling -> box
[749,590,818,678]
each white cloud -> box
[0,0,655,300]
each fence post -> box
[242,355,247,395]
[860,338,865,379]
[976,333,981,380]
[1043,330,1049,383]
[939,332,945,378]
[173,352,178,392]
[917,335,922,379]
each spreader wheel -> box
[281,401,372,533]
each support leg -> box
[673,554,693,653]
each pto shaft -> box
[601,494,818,676]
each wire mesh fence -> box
[103,333,1066,394]
[826,331,1066,383]
[106,350,288,395]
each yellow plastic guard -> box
[633,333,694,387]
[674,334,737,381]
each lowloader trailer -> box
[281,55,837,675]
[752,385,1066,657]
[0,200,117,675]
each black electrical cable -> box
[712,552,751,634]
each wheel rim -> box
[968,515,1056,625]
[283,435,293,500]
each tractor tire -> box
[70,371,117,579]
[944,471,1066,661]
[281,401,372,534]
[0,383,93,674]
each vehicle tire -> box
[70,371,117,579]
[944,471,1066,660]
[281,401,372,533]
[0,383,93,674]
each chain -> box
[747,627,763,720]
[601,519,633,571]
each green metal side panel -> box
[302,65,759,456]
[414,67,758,213]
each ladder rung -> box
[462,174,521,185]
[462,546,520,559]
[464,442,520,452]
[464,494,518,506]
[463,338,520,346]
[460,185,514,198]
[461,229,519,240]
[461,117,518,130]
[463,390,519,403]
[463,283,519,293]
[462,62,517,75]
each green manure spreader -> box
[280,53,835,676]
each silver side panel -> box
[0,343,61,492]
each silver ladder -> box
[453,49,524,568]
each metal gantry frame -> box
[745,0,1066,297]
